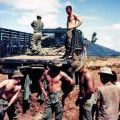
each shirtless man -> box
[71,58,95,120]
[63,5,83,58]
[0,70,23,120]
[38,59,75,120]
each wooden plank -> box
[1,55,60,60]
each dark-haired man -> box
[111,70,120,88]
[0,70,24,120]
[38,59,75,120]
[71,55,95,120]
[31,15,44,52]
[62,5,83,58]
[96,67,120,120]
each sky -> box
[0,0,120,51]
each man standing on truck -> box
[62,5,83,59]
[31,15,44,54]
[38,59,75,120]
[0,70,24,120]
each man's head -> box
[71,60,84,72]
[12,70,24,80]
[98,67,113,75]
[51,59,62,67]
[48,59,62,78]
[71,52,85,72]
[66,5,72,15]
[98,67,113,84]
[37,15,42,20]
[72,52,79,61]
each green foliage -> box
[91,32,98,43]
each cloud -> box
[17,16,32,26]
[99,23,120,31]
[111,23,120,30]
[65,1,73,6]
[79,0,87,2]
[59,0,74,9]
[81,23,120,51]
[97,37,120,52]
[16,13,60,29]
[0,0,61,12]
[85,16,97,20]
[43,14,59,28]
[95,23,120,51]
[0,0,63,29]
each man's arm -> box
[38,71,48,100]
[31,21,34,28]
[95,90,101,120]
[41,22,44,29]
[85,72,94,93]
[61,71,75,85]
[67,17,69,29]
[74,13,83,28]
[8,86,21,107]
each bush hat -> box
[51,59,62,67]
[12,70,24,78]
[98,67,113,75]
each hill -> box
[87,42,120,56]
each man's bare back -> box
[79,68,94,96]
[0,79,21,101]
[0,70,23,119]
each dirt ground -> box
[1,57,120,120]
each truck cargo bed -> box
[0,55,64,74]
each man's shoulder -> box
[0,79,9,84]
[31,20,38,25]
[0,79,15,88]
[73,12,78,16]
[33,20,37,23]
[60,71,66,76]
[59,71,72,80]
[98,84,118,92]
[84,70,92,80]
[73,13,80,18]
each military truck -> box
[0,27,84,75]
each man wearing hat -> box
[38,59,75,120]
[0,70,24,120]
[31,15,44,53]
[71,56,95,120]
[96,66,120,120]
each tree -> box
[91,32,97,43]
